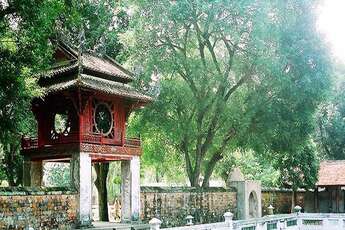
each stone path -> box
[77,222,150,230]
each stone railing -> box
[149,212,234,230]
[148,208,345,230]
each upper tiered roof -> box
[38,40,152,103]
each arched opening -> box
[249,191,259,218]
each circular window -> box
[54,112,70,134]
[94,103,113,135]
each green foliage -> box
[273,142,319,190]
[216,150,280,188]
[107,162,121,203]
[127,113,186,184]
[126,0,331,187]
[316,76,345,160]
[44,163,71,187]
[55,0,129,61]
[0,0,61,185]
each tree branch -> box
[202,127,236,187]
[224,69,252,100]
[179,135,194,182]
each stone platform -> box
[78,222,150,230]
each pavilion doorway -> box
[92,161,123,222]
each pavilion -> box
[21,40,152,227]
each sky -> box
[318,0,345,63]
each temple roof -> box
[43,41,134,83]
[38,40,152,103]
[46,74,152,102]
[316,161,345,186]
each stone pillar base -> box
[121,156,141,222]
[71,152,92,226]
[22,160,43,187]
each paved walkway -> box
[78,222,150,230]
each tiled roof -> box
[46,74,152,103]
[44,41,134,83]
[317,161,345,186]
[42,55,133,83]
[39,40,152,103]
[43,60,78,77]
[82,54,133,82]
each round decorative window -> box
[94,103,113,135]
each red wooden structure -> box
[21,41,152,163]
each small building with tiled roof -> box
[317,161,345,187]
[304,160,345,213]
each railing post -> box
[294,206,303,227]
[268,204,274,215]
[224,212,233,230]
[277,220,285,230]
[149,218,162,230]
[322,217,331,229]
[186,215,194,226]
[257,222,264,230]
[293,205,302,213]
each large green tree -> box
[0,0,64,185]
[127,0,331,187]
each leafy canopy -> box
[127,0,331,187]
[316,75,345,160]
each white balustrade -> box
[149,208,345,230]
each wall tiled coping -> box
[262,187,306,193]
[141,186,307,193]
[0,187,77,196]
[141,186,236,193]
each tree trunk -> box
[187,159,202,187]
[291,190,296,212]
[181,142,201,187]
[186,163,199,187]
[190,174,200,187]
[155,166,161,183]
[94,162,110,221]
[191,166,202,187]
[202,153,223,187]
[4,142,22,186]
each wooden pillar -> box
[336,186,340,213]
[340,190,345,212]
[328,187,332,212]
[314,187,318,212]
[316,187,319,212]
